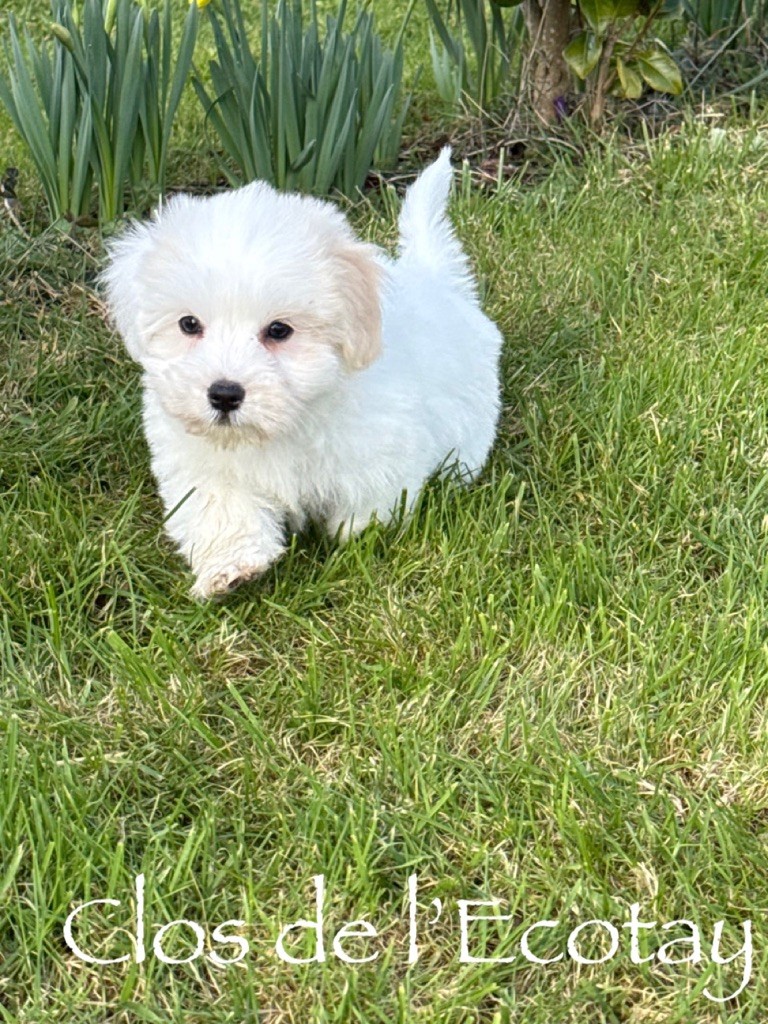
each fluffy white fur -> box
[103,149,502,598]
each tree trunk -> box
[522,0,573,124]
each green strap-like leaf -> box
[159,1,199,186]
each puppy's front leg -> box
[165,487,285,600]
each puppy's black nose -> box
[208,379,245,413]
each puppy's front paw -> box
[191,563,265,600]
[191,543,281,600]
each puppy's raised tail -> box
[397,147,475,298]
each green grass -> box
[5,4,768,1023]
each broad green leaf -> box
[636,48,683,94]
[639,0,682,14]
[579,0,640,34]
[616,57,644,98]
[563,31,603,79]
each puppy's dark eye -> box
[179,315,203,336]
[265,321,293,342]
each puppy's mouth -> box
[208,403,245,431]
[209,409,254,444]
[180,407,273,447]
[212,410,260,435]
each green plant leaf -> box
[158,1,198,188]
[289,138,316,174]
[563,31,603,79]
[579,0,640,34]
[639,0,682,15]
[7,23,59,213]
[0,0,198,225]
[425,0,523,111]
[195,0,407,195]
[424,0,463,64]
[636,47,683,94]
[616,56,644,98]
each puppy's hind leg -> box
[326,507,380,544]
[325,480,423,543]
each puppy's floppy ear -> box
[333,241,382,371]
[100,221,154,360]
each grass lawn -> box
[4,5,768,1024]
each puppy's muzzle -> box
[208,379,245,414]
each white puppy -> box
[103,149,502,598]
